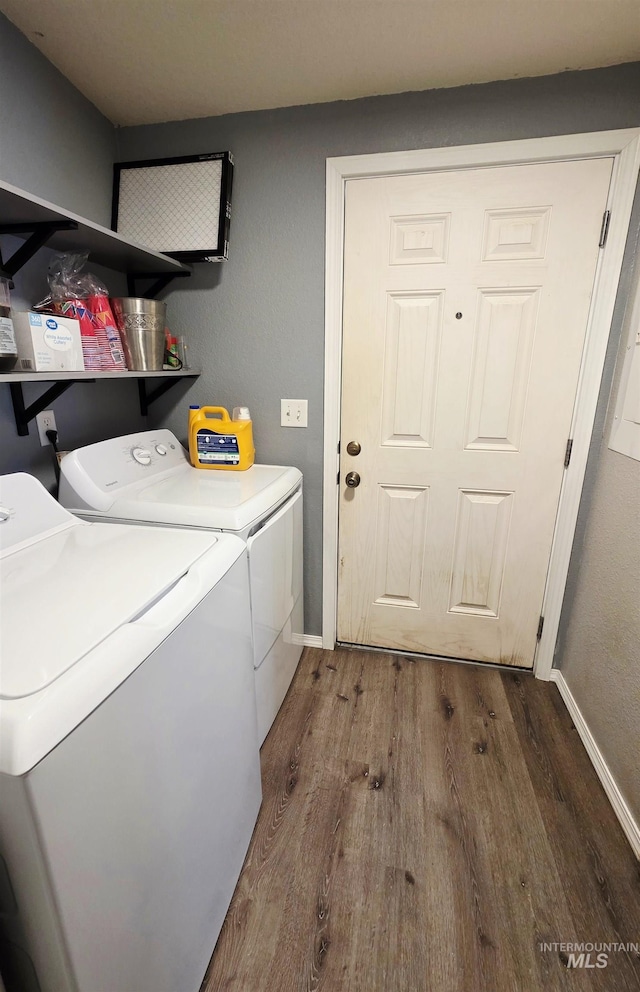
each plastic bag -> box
[47,250,89,301]
[46,252,126,371]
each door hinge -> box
[536,615,545,641]
[337,471,340,485]
[564,438,573,468]
[599,210,611,248]
[337,441,340,454]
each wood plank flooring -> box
[201,648,640,992]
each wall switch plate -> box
[281,399,308,427]
[36,410,57,446]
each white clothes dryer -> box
[0,473,261,992]
[59,429,304,745]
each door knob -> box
[345,471,360,488]
[346,441,361,456]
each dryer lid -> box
[110,462,302,532]
[0,475,224,700]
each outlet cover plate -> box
[36,410,57,446]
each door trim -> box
[322,129,640,678]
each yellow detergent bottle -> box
[188,405,255,470]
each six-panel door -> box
[338,158,613,667]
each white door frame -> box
[322,129,640,678]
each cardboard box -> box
[12,311,85,372]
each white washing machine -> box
[59,429,304,745]
[0,473,261,992]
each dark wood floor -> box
[202,647,640,992]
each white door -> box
[337,158,613,667]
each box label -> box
[196,430,240,464]
[0,316,17,354]
[43,320,74,352]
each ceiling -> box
[1,0,639,127]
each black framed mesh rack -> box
[112,152,233,262]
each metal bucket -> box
[112,298,167,371]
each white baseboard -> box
[292,633,324,649]
[550,670,640,859]
[302,634,324,648]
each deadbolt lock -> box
[346,441,361,456]
[345,471,361,488]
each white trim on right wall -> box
[609,248,640,461]
[550,670,640,859]
[323,129,640,681]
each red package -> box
[59,299,102,371]
[86,295,126,370]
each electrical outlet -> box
[281,399,308,427]
[36,410,57,446]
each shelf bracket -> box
[9,379,89,437]
[0,246,13,285]
[0,221,79,278]
[7,372,196,435]
[137,375,189,416]
[127,270,191,300]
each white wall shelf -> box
[3,370,200,436]
[0,178,191,297]
[0,370,198,383]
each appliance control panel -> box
[67,430,188,493]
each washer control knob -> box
[132,447,152,465]
[155,444,167,456]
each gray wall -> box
[0,12,115,224]
[117,62,640,636]
[0,12,142,489]
[558,245,640,826]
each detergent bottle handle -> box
[198,406,230,422]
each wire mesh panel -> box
[112,152,233,262]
